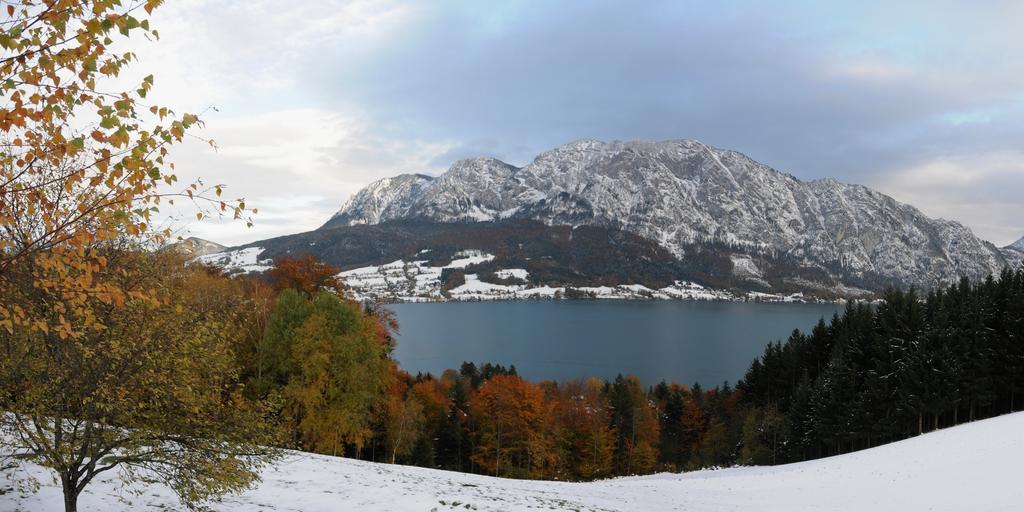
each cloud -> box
[122,0,1024,247]
[127,0,419,109]
[124,0,454,245]
[327,0,1024,243]
[159,108,453,245]
[873,151,1024,246]
[824,57,916,83]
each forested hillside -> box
[225,219,893,298]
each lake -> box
[388,300,841,386]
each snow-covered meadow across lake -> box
[335,249,819,304]
[197,246,834,304]
[5,411,1022,511]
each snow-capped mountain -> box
[165,237,226,258]
[324,139,1019,290]
[333,174,436,226]
[1007,236,1024,253]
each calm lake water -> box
[389,300,840,386]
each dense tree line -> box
[739,267,1024,463]
[348,266,1024,478]
[353,365,743,479]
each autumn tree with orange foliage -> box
[381,375,422,464]
[0,0,252,338]
[266,254,343,297]
[0,3,271,510]
[470,374,560,479]
[679,392,707,466]
[406,377,449,464]
[278,292,391,455]
[359,362,757,481]
[554,378,615,480]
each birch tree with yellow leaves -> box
[0,0,251,338]
[0,2,270,511]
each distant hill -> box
[165,237,227,258]
[219,219,894,300]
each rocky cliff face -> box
[331,173,436,226]
[324,139,1019,290]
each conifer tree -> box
[608,375,660,475]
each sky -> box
[133,0,1024,247]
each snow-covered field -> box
[193,247,828,304]
[4,412,1022,511]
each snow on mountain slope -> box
[5,412,1023,511]
[194,246,274,275]
[330,173,435,226]
[1007,235,1024,252]
[325,139,1017,289]
[164,237,227,258]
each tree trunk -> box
[495,429,500,478]
[457,432,463,472]
[917,412,922,435]
[62,478,79,512]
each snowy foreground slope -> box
[5,412,1023,511]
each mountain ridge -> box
[324,139,1020,290]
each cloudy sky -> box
[136,0,1024,247]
